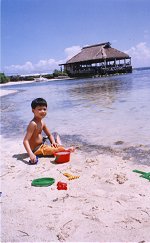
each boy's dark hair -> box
[31,98,47,109]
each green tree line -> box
[0,70,68,84]
[0,73,10,83]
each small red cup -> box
[57,181,67,190]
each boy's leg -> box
[42,144,65,155]
[34,144,65,156]
[52,132,75,152]
[34,144,75,156]
[52,132,62,145]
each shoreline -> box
[1,134,150,242]
[0,80,35,97]
[0,89,18,97]
[0,77,73,97]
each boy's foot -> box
[66,146,75,152]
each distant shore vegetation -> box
[0,73,10,83]
[1,67,150,84]
[0,69,68,84]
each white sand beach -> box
[1,88,150,242]
[0,78,72,97]
[0,80,35,97]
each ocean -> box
[1,69,150,152]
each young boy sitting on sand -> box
[23,97,74,164]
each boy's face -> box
[32,105,47,119]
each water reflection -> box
[1,93,26,138]
[1,71,150,148]
[68,76,132,108]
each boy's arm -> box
[43,123,58,147]
[23,122,37,162]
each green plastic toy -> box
[140,174,150,181]
[133,170,150,181]
[31,177,55,187]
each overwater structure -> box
[59,42,132,77]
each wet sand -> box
[1,89,150,242]
[0,89,18,97]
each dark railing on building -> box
[59,42,132,78]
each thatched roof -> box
[66,42,130,64]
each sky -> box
[1,0,150,75]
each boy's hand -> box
[29,153,37,164]
[51,142,59,148]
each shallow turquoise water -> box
[1,70,150,149]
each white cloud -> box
[5,61,34,74]
[4,59,59,75]
[35,58,60,71]
[4,45,81,75]
[4,42,150,75]
[125,42,150,67]
[64,45,81,60]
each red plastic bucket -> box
[54,151,70,163]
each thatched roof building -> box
[60,42,132,77]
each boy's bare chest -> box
[36,123,43,133]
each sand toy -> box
[57,169,80,181]
[29,156,38,165]
[57,181,67,190]
[31,177,55,187]
[54,151,71,163]
[133,170,150,181]
[63,172,80,180]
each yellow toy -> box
[63,172,80,180]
